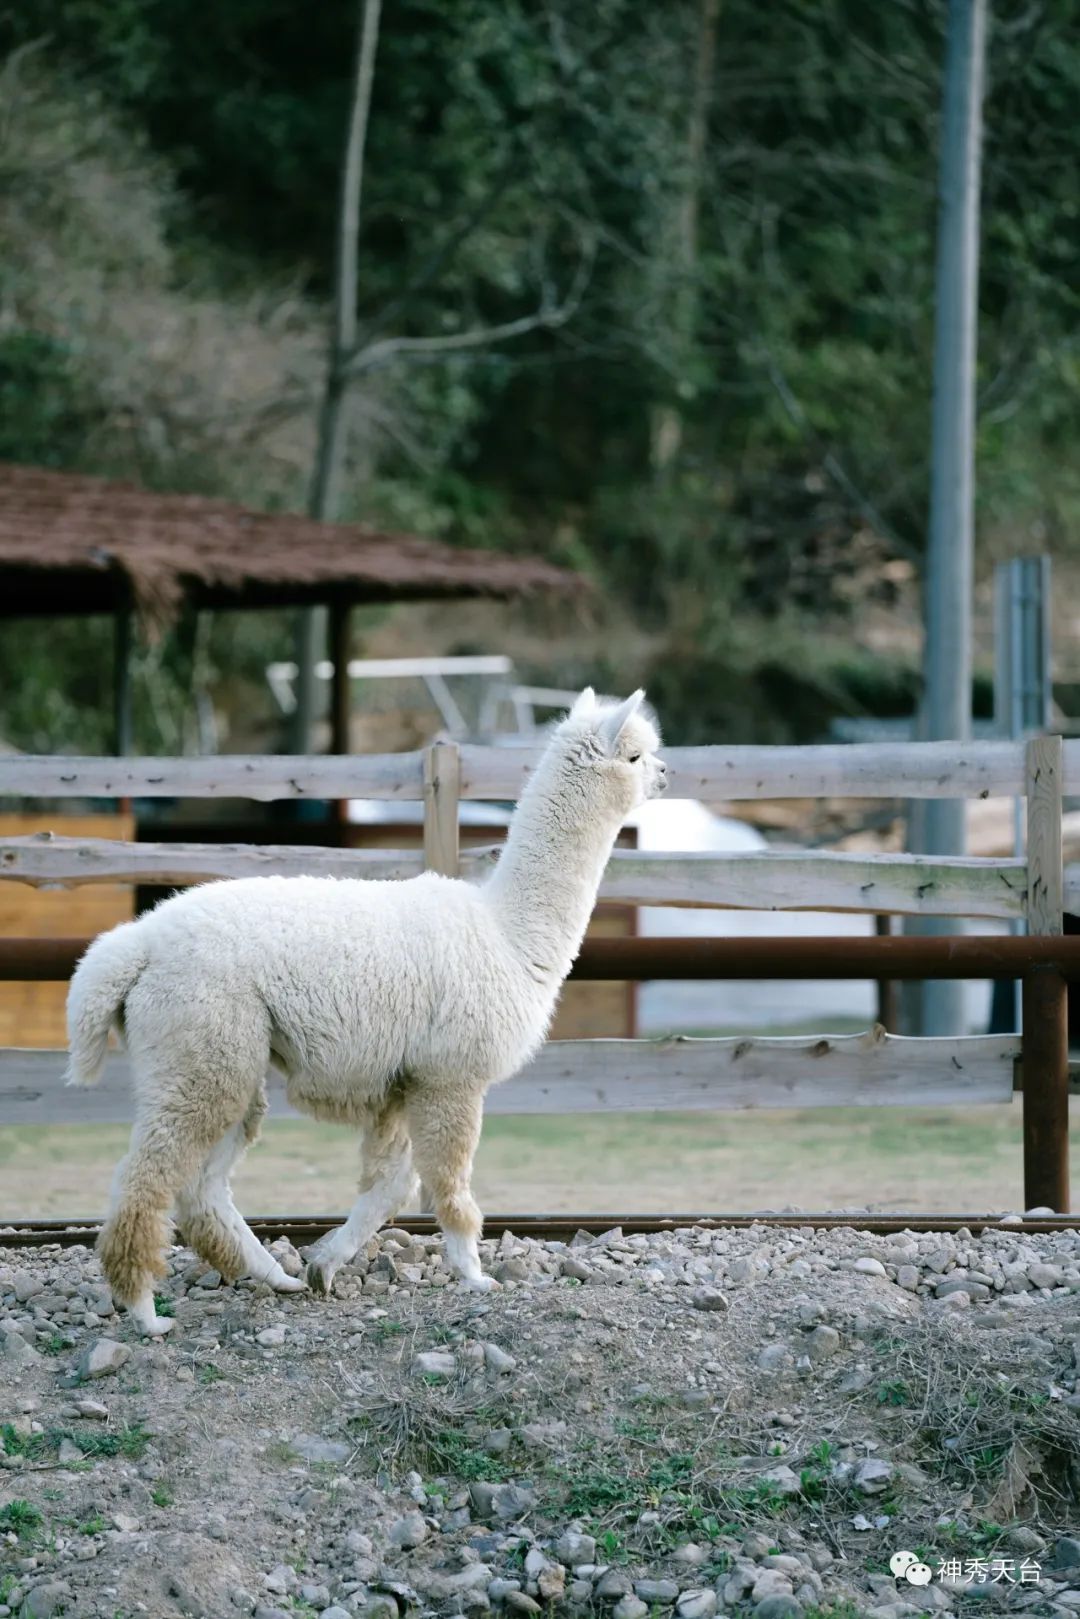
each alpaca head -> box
[551,688,667,820]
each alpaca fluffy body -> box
[66,689,666,1333]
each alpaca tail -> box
[65,919,149,1087]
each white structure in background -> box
[627,798,876,1035]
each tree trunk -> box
[291,0,383,755]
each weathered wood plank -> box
[461,739,1080,802]
[0,837,1029,918]
[1026,735,1064,936]
[0,1031,1019,1127]
[423,741,461,877]
[2,738,1078,803]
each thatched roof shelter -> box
[0,463,581,622]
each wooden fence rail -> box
[0,735,1074,1215]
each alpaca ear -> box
[599,689,645,751]
[569,687,596,719]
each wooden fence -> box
[0,734,1074,1212]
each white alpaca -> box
[66,688,666,1334]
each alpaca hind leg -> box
[99,1111,221,1335]
[407,1086,492,1292]
[307,1106,418,1296]
[176,1095,303,1293]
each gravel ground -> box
[2,1219,1080,1619]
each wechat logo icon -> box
[890,1551,934,1587]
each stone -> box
[1028,1263,1064,1290]
[491,1483,535,1520]
[413,1350,457,1379]
[483,1342,517,1373]
[18,1585,71,1619]
[484,1428,513,1455]
[854,1258,887,1277]
[505,1595,541,1615]
[612,1598,649,1619]
[1052,1538,1080,1570]
[753,1602,803,1619]
[560,1256,593,1282]
[12,1274,44,1304]
[389,1512,429,1550]
[495,1258,531,1283]
[3,1334,41,1366]
[554,1531,596,1567]
[804,1325,840,1361]
[596,1570,633,1600]
[757,1343,792,1372]
[256,1326,286,1348]
[264,1566,296,1596]
[760,1464,801,1498]
[520,1421,567,1449]
[291,1434,350,1465]
[853,1458,893,1495]
[675,1591,716,1619]
[57,1437,82,1464]
[691,1287,729,1312]
[73,1399,109,1420]
[672,1543,707,1566]
[538,1566,565,1601]
[74,1338,130,1380]
[633,1581,679,1604]
[896,1266,920,1291]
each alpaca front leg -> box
[407,1087,494,1292]
[307,1110,417,1296]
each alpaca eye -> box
[628,753,641,763]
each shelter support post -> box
[875,914,898,1030]
[329,599,351,829]
[1022,966,1069,1212]
[113,609,134,758]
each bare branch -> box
[344,234,596,378]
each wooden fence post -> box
[420,739,461,1214]
[423,741,461,877]
[1022,734,1068,1210]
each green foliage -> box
[0,1498,43,1536]
[0,2,1078,745]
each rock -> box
[256,1326,286,1348]
[111,1513,141,1533]
[519,1421,568,1449]
[19,1585,71,1619]
[538,1566,565,1601]
[757,1343,792,1372]
[264,1566,296,1596]
[596,1570,633,1600]
[754,1602,803,1619]
[73,1399,109,1420]
[483,1342,517,1373]
[1028,1263,1064,1290]
[491,1483,535,1520]
[854,1258,887,1277]
[691,1287,729,1312]
[74,1338,130,1380]
[896,1265,920,1291]
[853,1458,893,1495]
[675,1591,716,1619]
[1053,1538,1080,1570]
[469,1483,498,1518]
[560,1256,592,1282]
[3,1334,41,1366]
[413,1350,457,1379]
[613,1599,649,1619]
[488,1580,522,1603]
[166,1576,206,1618]
[230,1589,257,1613]
[57,1438,82,1464]
[291,1434,351,1465]
[388,1513,428,1550]
[505,1595,542,1615]
[751,1571,795,1602]
[672,1543,707,1566]
[804,1325,840,1362]
[760,1464,802,1498]
[634,1581,679,1604]
[554,1531,596,1567]
[12,1274,44,1304]
[484,1428,512,1456]
[253,1609,291,1619]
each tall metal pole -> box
[920,0,988,1035]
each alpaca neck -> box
[484,752,623,980]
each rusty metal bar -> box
[4,1211,1080,1251]
[1022,965,1070,1212]
[8,934,1080,983]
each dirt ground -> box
[3,1104,1078,1221]
[2,1220,1080,1619]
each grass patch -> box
[150,1484,174,1508]
[0,1499,43,1537]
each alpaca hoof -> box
[273,1273,307,1294]
[135,1312,175,1337]
[306,1259,338,1296]
[460,1275,499,1293]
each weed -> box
[58,1423,151,1461]
[266,1439,299,1465]
[152,1294,175,1318]
[0,1499,43,1537]
[41,1333,69,1357]
[150,1484,174,1508]
[197,1364,225,1386]
[79,1514,107,1535]
[877,1379,911,1407]
[427,1430,512,1482]
[564,1469,633,1517]
[1,1422,49,1461]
